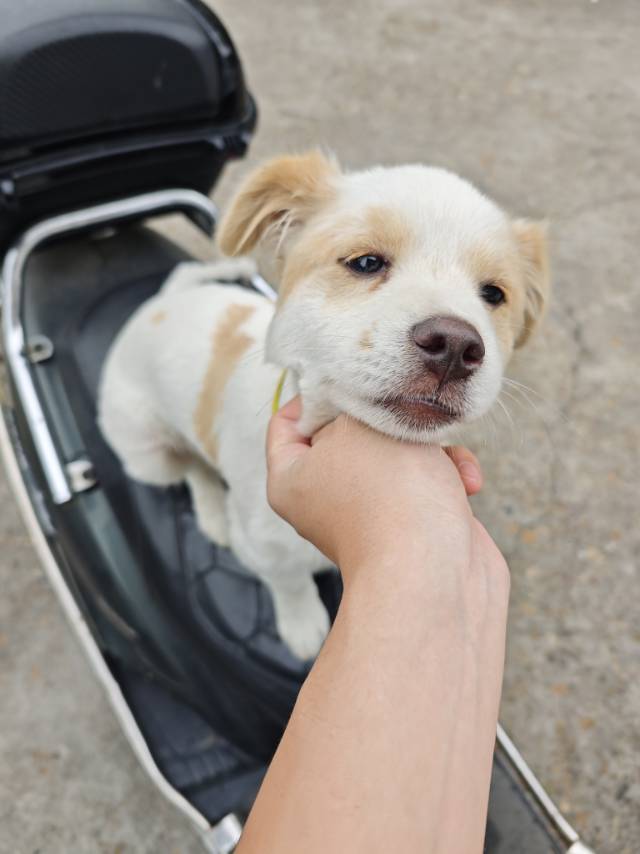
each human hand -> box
[266,396,495,580]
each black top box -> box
[0,0,256,245]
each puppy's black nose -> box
[411,316,485,382]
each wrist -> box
[339,540,467,607]
[337,546,509,662]
[338,553,463,652]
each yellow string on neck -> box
[272,369,288,414]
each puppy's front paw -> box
[277,593,330,661]
[197,513,230,548]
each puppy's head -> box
[218,152,549,441]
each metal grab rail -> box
[0,189,219,505]
[496,724,594,852]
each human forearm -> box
[237,546,509,854]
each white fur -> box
[268,167,511,439]
[99,261,330,658]
[99,162,543,659]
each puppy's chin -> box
[331,386,497,446]
[332,393,459,445]
[297,374,500,445]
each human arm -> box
[236,399,510,854]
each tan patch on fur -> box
[492,311,519,355]
[363,205,411,263]
[464,221,549,354]
[150,310,166,325]
[279,228,338,303]
[359,328,374,350]
[512,219,550,347]
[193,304,255,462]
[464,241,525,356]
[280,205,413,304]
[216,151,339,257]
[465,243,513,284]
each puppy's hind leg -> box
[162,257,258,296]
[121,444,189,487]
[99,387,189,487]
[113,428,229,548]
[184,461,230,547]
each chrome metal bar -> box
[200,815,242,853]
[0,189,218,505]
[496,723,595,853]
[248,272,277,302]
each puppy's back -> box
[99,279,274,477]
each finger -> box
[445,446,483,495]
[276,395,302,421]
[267,395,310,469]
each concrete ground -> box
[1,0,638,851]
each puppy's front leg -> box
[185,461,230,547]
[226,497,331,660]
[264,574,330,661]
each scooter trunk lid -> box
[0,0,256,245]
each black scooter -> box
[0,2,595,851]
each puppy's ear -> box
[217,151,339,257]
[513,219,550,348]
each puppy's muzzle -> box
[411,316,485,384]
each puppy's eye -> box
[480,282,506,307]
[345,254,387,275]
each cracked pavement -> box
[1,1,638,851]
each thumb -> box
[445,446,483,495]
[266,395,310,473]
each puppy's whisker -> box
[497,395,527,448]
[499,390,544,439]
[254,395,276,419]
[485,408,500,449]
[231,349,265,372]
[503,377,567,422]
[502,384,542,415]
[472,411,493,451]
[503,377,546,399]
[502,382,547,418]
[500,387,532,414]
[495,396,515,431]
[499,382,565,461]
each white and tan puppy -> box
[99,152,549,659]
